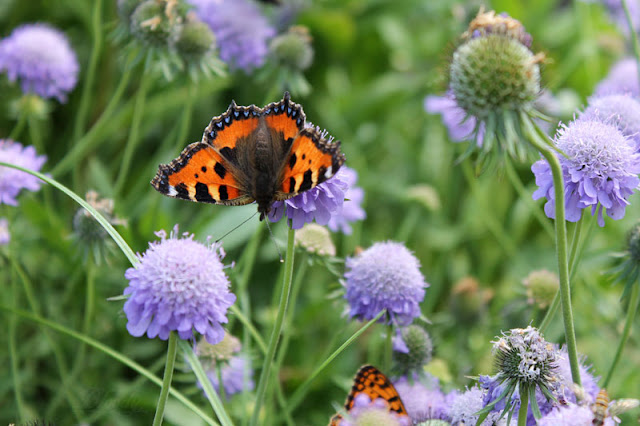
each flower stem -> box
[603,279,640,388]
[385,323,393,372]
[72,0,103,142]
[8,264,26,421]
[523,117,581,386]
[517,385,529,426]
[152,331,178,426]
[250,226,296,426]
[9,109,27,141]
[114,53,153,195]
[622,0,640,88]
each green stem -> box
[622,0,640,88]
[603,280,640,388]
[114,53,153,195]
[523,117,581,386]
[517,385,529,426]
[384,323,393,372]
[0,162,138,265]
[8,265,25,421]
[51,56,134,177]
[504,159,554,238]
[9,109,27,141]
[73,0,103,141]
[250,227,296,426]
[152,331,178,426]
[396,204,421,242]
[283,310,386,420]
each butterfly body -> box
[152,92,345,219]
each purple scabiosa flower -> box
[327,166,366,234]
[337,393,412,426]
[0,218,9,245]
[123,226,236,344]
[268,151,348,230]
[477,326,560,424]
[424,93,484,144]
[393,376,454,423]
[580,94,640,147]
[450,386,506,425]
[538,403,614,426]
[0,140,47,206]
[187,0,275,72]
[532,119,640,227]
[594,58,640,97]
[205,355,254,398]
[553,346,600,404]
[344,241,428,325]
[0,24,79,102]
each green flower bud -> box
[270,26,314,70]
[175,16,215,61]
[294,223,336,257]
[130,0,182,48]
[195,332,241,369]
[393,325,433,376]
[118,0,145,23]
[522,269,559,309]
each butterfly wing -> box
[275,126,345,199]
[329,365,409,425]
[151,142,252,205]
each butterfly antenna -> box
[264,219,284,262]
[215,211,259,243]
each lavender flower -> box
[0,218,9,245]
[268,158,349,230]
[580,94,640,147]
[337,393,412,426]
[450,386,506,425]
[188,0,275,71]
[0,140,47,206]
[594,58,640,98]
[327,166,366,234]
[553,346,600,403]
[0,24,79,102]
[344,241,428,325]
[424,93,484,144]
[393,376,453,423]
[532,119,640,226]
[205,355,254,398]
[123,226,236,344]
[538,403,614,426]
[599,0,640,35]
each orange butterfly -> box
[329,365,410,425]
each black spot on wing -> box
[195,182,215,203]
[289,152,297,169]
[214,162,227,179]
[219,185,229,200]
[175,183,189,199]
[201,166,207,173]
[220,147,237,164]
[289,177,296,193]
[299,169,313,192]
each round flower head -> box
[188,0,275,72]
[392,325,433,377]
[522,269,559,309]
[477,326,559,424]
[0,139,47,206]
[203,355,254,398]
[594,58,640,98]
[553,346,600,403]
[269,26,314,71]
[338,393,412,426]
[424,93,484,144]
[449,10,543,161]
[0,217,9,246]
[393,376,453,423]
[268,146,349,230]
[294,223,336,257]
[449,386,506,425]
[532,119,640,227]
[0,23,79,102]
[129,0,184,48]
[580,94,640,147]
[327,166,366,234]
[344,241,428,325]
[123,226,236,344]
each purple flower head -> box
[532,119,640,226]
[0,140,47,206]
[338,393,412,426]
[327,166,366,234]
[600,0,640,35]
[204,355,254,398]
[424,93,484,144]
[538,403,615,426]
[580,94,640,147]
[344,241,428,325]
[594,58,640,98]
[450,386,505,425]
[393,376,453,423]
[0,218,9,245]
[268,145,348,230]
[188,0,275,72]
[553,346,600,403]
[123,226,236,344]
[0,24,79,102]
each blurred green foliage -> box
[0,0,638,424]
